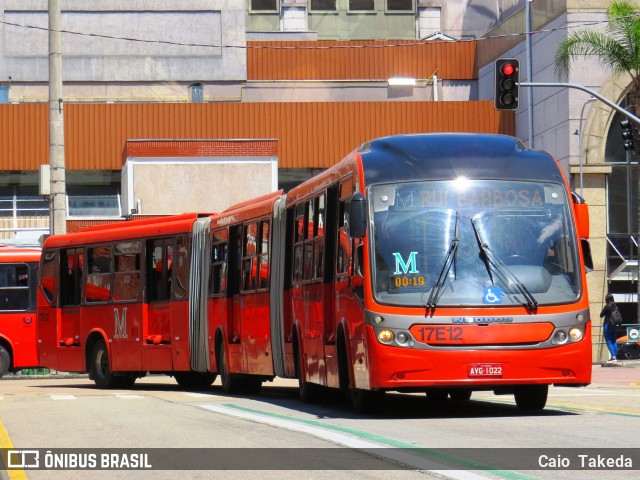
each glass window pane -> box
[387,0,412,10]
[251,0,278,10]
[310,0,337,11]
[607,165,631,234]
[350,0,374,9]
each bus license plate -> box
[468,363,503,377]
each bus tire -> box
[89,339,118,389]
[218,342,243,394]
[0,345,11,377]
[350,388,384,413]
[296,347,320,404]
[175,371,217,390]
[514,385,548,411]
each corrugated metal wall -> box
[0,101,513,171]
[247,40,478,81]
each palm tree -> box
[555,0,640,112]
[555,0,640,329]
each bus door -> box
[110,241,143,372]
[58,248,83,370]
[333,178,368,388]
[171,235,190,370]
[296,199,324,384]
[86,244,141,372]
[321,187,340,388]
[227,225,244,373]
[242,219,272,375]
[37,250,58,369]
[210,228,229,372]
[144,238,173,371]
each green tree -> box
[555,0,640,112]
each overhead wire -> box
[0,13,639,51]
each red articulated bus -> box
[37,213,218,388]
[0,244,41,377]
[37,134,593,411]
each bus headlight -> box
[569,328,583,342]
[396,332,408,345]
[378,329,394,343]
[552,330,568,345]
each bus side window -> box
[40,250,57,305]
[173,235,188,299]
[113,241,141,302]
[293,203,305,284]
[0,264,30,311]
[86,246,112,303]
[61,248,83,306]
[336,198,351,276]
[211,229,228,296]
[258,220,270,290]
[147,239,171,302]
[242,222,258,291]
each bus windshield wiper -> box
[424,211,459,314]
[470,216,538,311]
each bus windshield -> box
[370,179,581,308]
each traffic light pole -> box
[520,81,640,327]
[518,81,640,124]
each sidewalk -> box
[591,359,640,386]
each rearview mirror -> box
[349,192,367,238]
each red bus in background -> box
[37,134,593,412]
[0,244,41,377]
[37,213,218,388]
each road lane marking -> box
[196,403,533,480]
[50,395,76,400]
[0,418,28,480]
[112,394,145,399]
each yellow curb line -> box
[0,419,27,480]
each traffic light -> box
[621,118,635,151]
[494,58,520,111]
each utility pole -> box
[49,0,66,234]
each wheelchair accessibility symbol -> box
[483,287,502,304]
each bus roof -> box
[213,191,284,228]
[357,133,566,186]
[0,244,41,262]
[42,214,210,249]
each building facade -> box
[0,0,631,361]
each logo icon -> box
[483,287,502,304]
[7,450,40,469]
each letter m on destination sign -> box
[114,308,128,339]
[393,252,419,275]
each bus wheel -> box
[297,351,320,403]
[90,339,117,389]
[514,385,548,411]
[218,343,243,394]
[350,388,384,413]
[0,345,11,377]
[175,372,217,390]
[449,389,472,401]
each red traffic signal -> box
[494,58,520,111]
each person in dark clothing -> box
[600,293,620,361]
